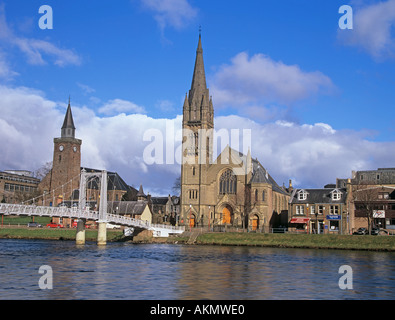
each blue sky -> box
[1,0,395,195]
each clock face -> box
[73,146,77,152]
[59,145,64,152]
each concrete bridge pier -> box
[76,219,86,245]
[97,221,107,246]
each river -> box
[0,239,394,300]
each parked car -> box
[353,227,367,235]
[72,220,91,228]
[46,223,64,228]
[27,222,42,228]
[370,228,380,235]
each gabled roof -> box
[290,188,347,204]
[80,167,131,192]
[249,159,289,195]
[214,145,288,195]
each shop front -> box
[289,217,310,233]
[326,215,341,233]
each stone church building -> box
[180,35,290,231]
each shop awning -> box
[290,217,310,224]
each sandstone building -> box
[337,168,395,233]
[180,34,290,231]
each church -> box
[180,34,290,232]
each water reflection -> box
[0,239,395,300]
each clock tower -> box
[43,99,82,202]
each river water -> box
[0,239,394,300]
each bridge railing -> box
[150,223,185,232]
[0,203,185,233]
[0,203,99,220]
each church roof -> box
[250,160,288,195]
[137,184,146,198]
[80,167,131,192]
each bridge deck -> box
[0,203,185,237]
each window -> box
[262,191,265,202]
[296,205,304,215]
[318,206,324,214]
[378,193,389,200]
[330,205,339,214]
[310,205,315,215]
[189,189,198,200]
[255,189,258,202]
[329,220,339,231]
[298,190,307,200]
[332,190,341,201]
[219,169,237,194]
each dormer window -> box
[331,189,342,201]
[298,190,308,201]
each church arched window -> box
[219,169,236,194]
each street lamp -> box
[189,204,192,232]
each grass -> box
[193,232,395,251]
[0,227,123,242]
[1,215,52,226]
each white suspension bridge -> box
[0,169,185,244]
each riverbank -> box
[190,232,395,251]
[1,227,395,251]
[133,232,395,251]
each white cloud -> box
[0,4,81,67]
[98,99,146,115]
[338,0,395,59]
[209,52,334,109]
[140,0,198,31]
[0,50,18,79]
[1,84,395,195]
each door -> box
[222,207,231,224]
[189,215,195,228]
[251,218,258,231]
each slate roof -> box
[213,145,289,195]
[249,159,289,195]
[80,167,131,192]
[290,188,347,204]
[107,201,148,216]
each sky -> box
[1,0,395,196]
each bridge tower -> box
[77,169,108,245]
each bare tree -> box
[34,161,52,180]
[172,176,181,196]
[352,181,380,235]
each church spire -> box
[61,98,76,139]
[183,31,213,128]
[190,32,207,100]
